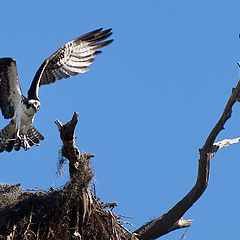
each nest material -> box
[0,152,135,239]
[0,181,134,239]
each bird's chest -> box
[14,101,36,126]
[22,104,36,124]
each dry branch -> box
[134,68,240,239]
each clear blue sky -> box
[0,1,240,239]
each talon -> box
[21,136,30,150]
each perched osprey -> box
[0,28,113,152]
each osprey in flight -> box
[0,28,113,152]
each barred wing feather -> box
[41,28,112,84]
[28,28,113,99]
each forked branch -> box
[134,66,240,240]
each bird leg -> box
[14,117,30,150]
[25,136,40,147]
[15,116,21,139]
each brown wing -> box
[0,58,23,119]
[28,28,113,99]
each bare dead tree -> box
[133,63,240,239]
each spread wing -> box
[28,28,113,99]
[0,58,23,119]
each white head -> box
[28,99,41,112]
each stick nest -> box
[0,177,135,239]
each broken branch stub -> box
[55,112,94,185]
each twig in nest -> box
[24,212,35,239]
[118,220,136,229]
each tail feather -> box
[5,140,15,152]
[23,125,44,149]
[0,122,44,152]
[13,138,21,151]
